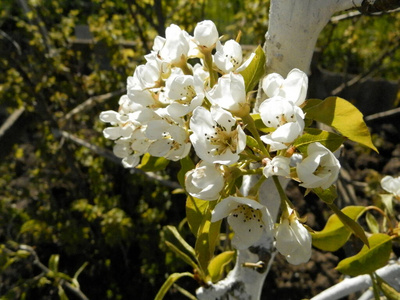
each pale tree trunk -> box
[196,1,364,299]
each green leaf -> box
[380,194,394,216]
[48,254,59,274]
[312,206,366,251]
[186,196,209,236]
[137,153,170,172]
[246,135,259,148]
[155,272,194,300]
[251,113,274,133]
[165,225,196,258]
[336,233,392,276]
[195,204,221,275]
[328,203,369,248]
[165,241,199,271]
[177,155,195,188]
[376,274,400,300]
[304,97,378,152]
[240,45,266,93]
[365,212,380,234]
[293,128,345,154]
[312,185,338,204]
[207,251,235,283]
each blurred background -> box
[0,0,399,299]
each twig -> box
[52,129,181,190]
[63,88,126,121]
[365,107,400,122]
[310,261,400,300]
[18,245,89,300]
[0,107,25,139]
[331,35,400,95]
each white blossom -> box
[211,196,274,250]
[275,209,312,265]
[193,20,219,51]
[381,175,400,197]
[259,96,305,151]
[214,40,242,73]
[263,156,291,178]
[189,106,246,165]
[154,24,190,66]
[185,161,224,200]
[262,68,308,107]
[296,142,341,189]
[164,73,204,118]
[206,73,248,114]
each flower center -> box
[208,125,238,155]
[231,205,264,228]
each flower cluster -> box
[100,20,342,265]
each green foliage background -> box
[0,0,399,299]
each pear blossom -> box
[211,196,274,250]
[206,73,248,114]
[263,156,291,178]
[262,68,308,106]
[259,96,305,151]
[189,106,246,165]
[296,142,341,189]
[185,161,224,200]
[153,24,190,66]
[275,209,312,265]
[145,110,191,161]
[214,40,243,73]
[164,73,205,118]
[381,175,400,197]
[193,20,219,51]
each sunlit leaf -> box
[294,128,345,153]
[137,153,170,172]
[312,206,366,251]
[186,196,209,236]
[336,233,392,276]
[165,225,196,258]
[365,212,380,234]
[155,272,194,300]
[304,97,378,152]
[165,241,199,271]
[207,251,235,283]
[240,45,265,93]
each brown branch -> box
[52,129,181,190]
[331,35,400,95]
[63,88,126,121]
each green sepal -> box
[240,45,266,93]
[336,233,392,276]
[303,96,378,152]
[312,206,366,252]
[250,113,274,133]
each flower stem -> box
[241,114,270,158]
[370,273,381,300]
[203,51,217,87]
[272,175,293,218]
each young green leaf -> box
[304,96,378,152]
[312,206,366,251]
[376,274,400,300]
[250,113,274,133]
[336,233,392,276]
[165,241,199,271]
[155,272,195,300]
[207,251,235,283]
[240,45,266,93]
[293,128,345,154]
[365,212,380,234]
[186,196,209,236]
[165,225,196,258]
[312,185,338,205]
[137,153,170,172]
[178,155,195,188]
